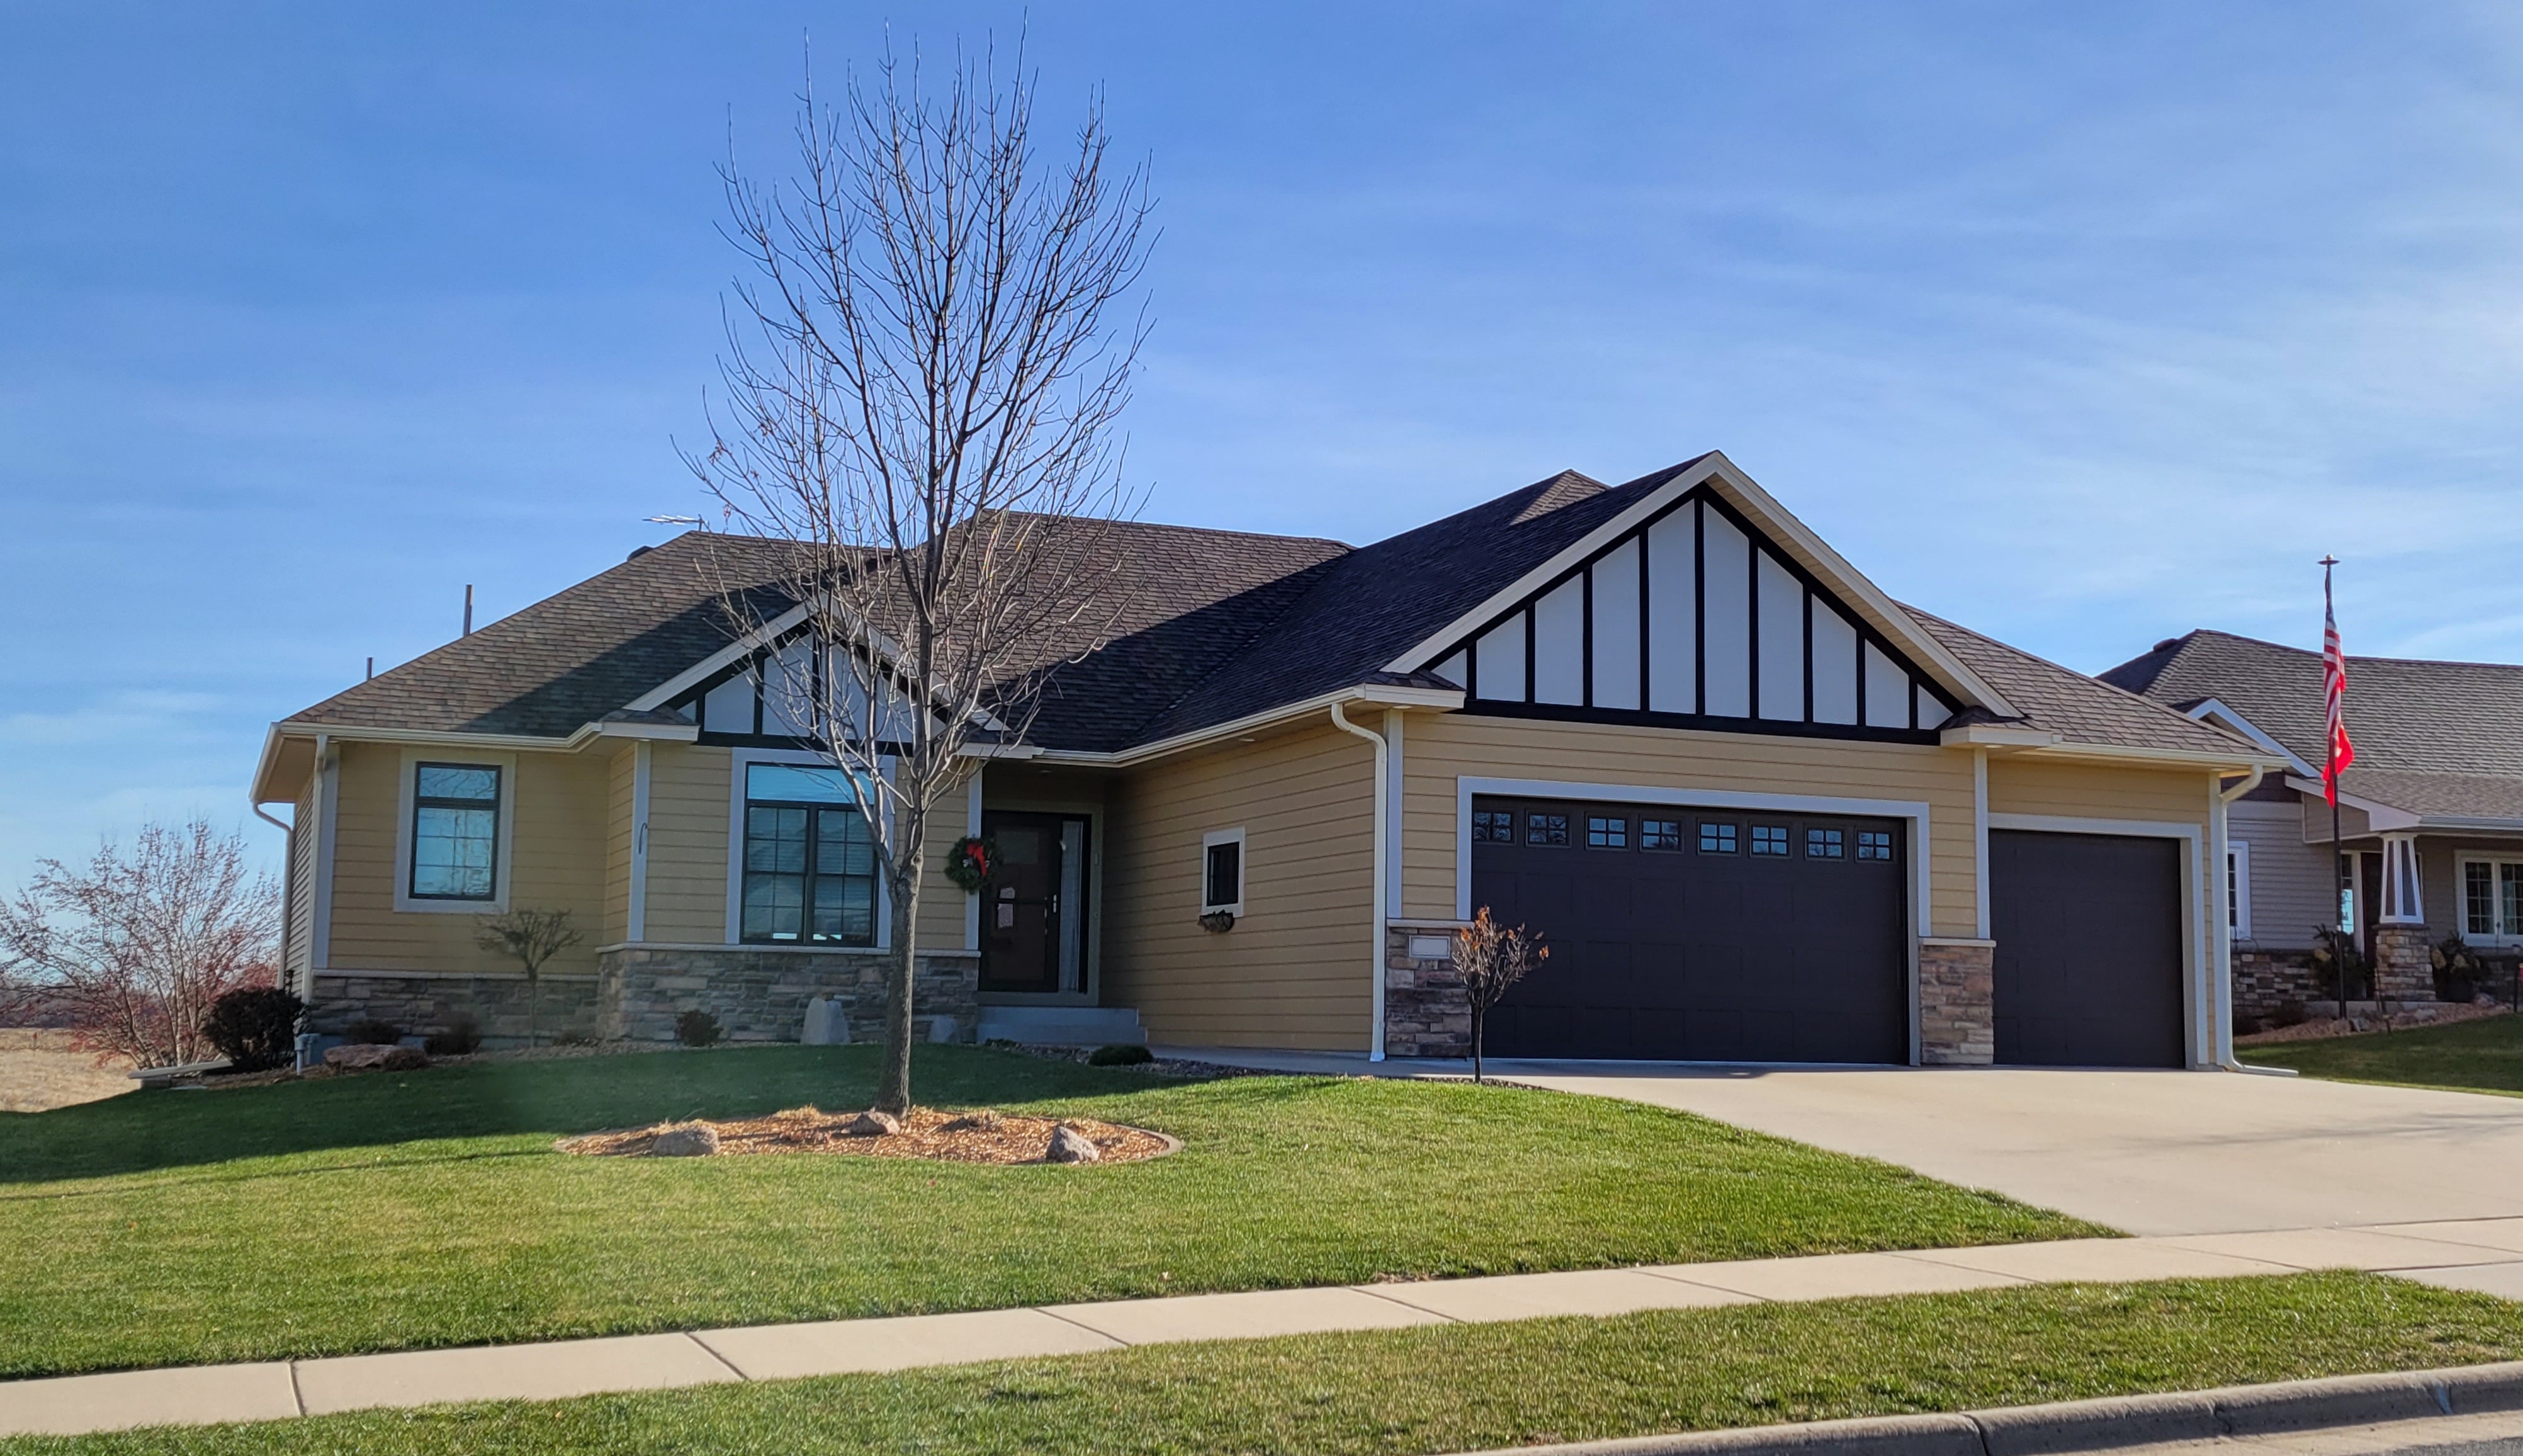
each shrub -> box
[1087,1042,1152,1066]
[2232,1013,2264,1037]
[344,1017,404,1046]
[424,1012,482,1056]
[674,1010,723,1047]
[200,987,303,1071]
[2272,998,2308,1029]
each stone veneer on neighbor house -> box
[1382,922,1472,1058]
[1916,937,1995,1066]
[595,946,980,1046]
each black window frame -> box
[1641,818,1684,852]
[1586,815,1628,850]
[1204,838,1243,912]
[1856,829,1894,861]
[1806,827,1846,860]
[1525,811,1571,846]
[1472,810,1516,844]
[409,761,502,902]
[1750,823,1790,857]
[740,769,879,947]
[1698,820,1739,855]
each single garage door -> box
[1989,829,2185,1068]
[1469,796,1908,1063]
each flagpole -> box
[2323,555,2345,1019]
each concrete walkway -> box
[17,1222,2523,1438]
[1155,1051,2523,1236]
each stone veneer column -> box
[1382,923,1472,1058]
[2369,923,2435,1007]
[1916,937,1995,1066]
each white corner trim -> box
[391,747,517,915]
[1972,747,1990,941]
[1985,811,2211,1068]
[628,742,652,943]
[1200,826,1248,917]
[723,746,895,950]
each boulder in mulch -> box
[648,1123,721,1157]
[324,1042,428,1073]
[843,1109,901,1137]
[1046,1124,1100,1164]
[942,1109,1002,1132]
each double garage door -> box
[1469,796,2186,1067]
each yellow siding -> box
[324,742,610,976]
[642,743,733,943]
[1102,718,1375,1049]
[1401,713,1983,937]
[1987,758,2211,825]
[603,746,635,946]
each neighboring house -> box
[2104,629,2523,1016]
[252,452,2276,1068]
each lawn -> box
[6,1273,2517,1456]
[0,1044,2100,1380]
[2238,1012,2523,1095]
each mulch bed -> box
[555,1105,1177,1165]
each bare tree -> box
[688,43,1151,1115]
[474,908,585,1047]
[0,819,279,1068]
[1450,908,1548,1085]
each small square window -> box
[1642,819,1683,851]
[1586,815,1627,849]
[1526,812,1569,847]
[1472,810,1516,844]
[1699,821,1738,854]
[1807,828,1845,859]
[1751,825,1789,856]
[1856,830,1894,861]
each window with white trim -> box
[2225,841,2252,939]
[1201,828,1246,915]
[2461,856,2523,942]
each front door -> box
[979,811,1091,995]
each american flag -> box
[2322,574,2354,805]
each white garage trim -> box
[1456,774,1934,1064]
[1986,813,2209,1069]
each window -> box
[1642,819,1684,851]
[2462,857,2523,941]
[1856,830,1894,862]
[1751,825,1789,856]
[741,762,876,944]
[1805,827,1845,859]
[1586,815,1628,849]
[1472,810,1516,843]
[1698,821,1738,854]
[1202,828,1246,914]
[410,764,500,900]
[1526,812,1570,846]
[2225,842,2252,938]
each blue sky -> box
[5,2,2522,882]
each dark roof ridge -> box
[2150,627,2523,675]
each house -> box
[2103,629,2523,1017]
[250,452,2279,1068]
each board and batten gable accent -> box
[1429,488,1955,743]
[1100,718,1375,1050]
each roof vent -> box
[627,545,655,562]
[2151,637,2182,654]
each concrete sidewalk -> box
[16,1222,2523,1439]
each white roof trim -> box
[2184,698,2318,778]
[1381,451,2016,718]
[2281,775,2424,832]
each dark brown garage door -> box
[1469,796,1908,1063]
[1989,830,2185,1068]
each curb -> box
[1445,1360,2523,1456]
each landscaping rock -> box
[648,1123,720,1157]
[323,1042,428,1073]
[942,1109,1002,1132]
[843,1109,901,1137]
[1046,1124,1100,1164]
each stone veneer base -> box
[1916,938,1995,1066]
[307,972,602,1046]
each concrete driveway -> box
[1157,1049,2523,1237]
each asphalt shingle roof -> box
[1907,611,2260,759]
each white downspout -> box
[1329,701,1390,1061]
[252,801,294,987]
[2213,764,2284,1074]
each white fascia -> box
[1378,450,2018,720]
[2182,698,2318,779]
[2279,776,2424,832]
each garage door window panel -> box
[1698,821,1737,854]
[1751,825,1789,856]
[1587,815,1628,849]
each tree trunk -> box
[1471,1003,1485,1085]
[528,971,541,1049]
[874,862,920,1115]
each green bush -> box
[200,988,302,1072]
[675,1010,723,1047]
[1088,1042,1153,1066]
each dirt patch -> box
[2240,1000,2512,1046]
[556,1105,1176,1165]
[0,1030,135,1114]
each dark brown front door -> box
[979,811,1090,994]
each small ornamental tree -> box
[473,908,584,1047]
[1450,907,1548,1085]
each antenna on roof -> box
[463,585,474,638]
[646,514,706,531]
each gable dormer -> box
[1421,483,1959,743]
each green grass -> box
[0,1044,2101,1380]
[2238,1011,2523,1095]
[7,1273,2517,1456]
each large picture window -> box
[741,763,876,945]
[2462,857,2523,942]
[410,763,500,900]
